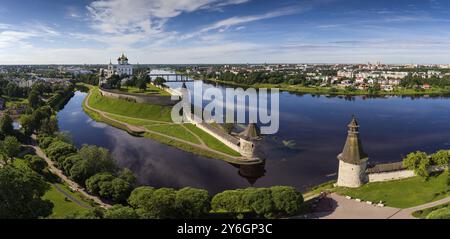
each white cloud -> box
[0,23,59,49]
[181,6,304,40]
[86,0,250,35]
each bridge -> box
[148,73,194,82]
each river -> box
[57,71,450,194]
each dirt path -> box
[30,144,112,209]
[83,90,258,164]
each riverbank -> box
[80,85,263,165]
[193,77,450,96]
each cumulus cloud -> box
[86,0,250,34]
[0,23,59,49]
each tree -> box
[431,150,449,167]
[104,205,138,219]
[128,186,177,219]
[153,77,166,86]
[85,173,115,195]
[69,145,117,185]
[0,165,53,219]
[136,78,147,91]
[211,189,246,215]
[28,90,41,109]
[118,168,137,187]
[86,173,132,203]
[26,155,48,173]
[39,116,59,135]
[270,186,303,215]
[175,187,210,218]
[0,114,14,137]
[128,186,155,211]
[403,151,430,177]
[241,188,275,218]
[45,140,77,164]
[20,114,35,136]
[0,136,21,164]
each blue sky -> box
[1,0,450,64]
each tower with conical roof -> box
[336,116,369,188]
[238,123,261,159]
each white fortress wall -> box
[368,170,415,183]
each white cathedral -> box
[105,53,133,78]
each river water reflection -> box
[57,77,450,193]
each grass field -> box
[413,202,450,218]
[85,88,242,158]
[42,184,90,219]
[145,124,200,144]
[88,87,172,122]
[118,84,170,96]
[336,172,450,208]
[184,124,241,157]
[12,158,91,219]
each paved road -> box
[297,193,450,219]
[389,195,450,219]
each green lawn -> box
[184,124,241,157]
[413,202,450,218]
[12,159,91,219]
[106,113,162,126]
[42,184,90,219]
[88,87,241,157]
[336,173,450,208]
[145,124,200,144]
[88,87,172,122]
[118,84,170,96]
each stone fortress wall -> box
[100,84,260,162]
[99,88,177,106]
[367,164,448,183]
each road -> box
[297,193,450,219]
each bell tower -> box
[336,116,369,188]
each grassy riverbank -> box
[335,173,450,208]
[82,86,244,162]
[199,78,450,96]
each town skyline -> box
[1,0,450,64]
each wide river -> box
[58,71,450,193]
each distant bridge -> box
[148,73,194,82]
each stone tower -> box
[336,116,369,188]
[238,123,261,159]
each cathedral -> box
[105,53,133,78]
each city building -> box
[105,53,133,78]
